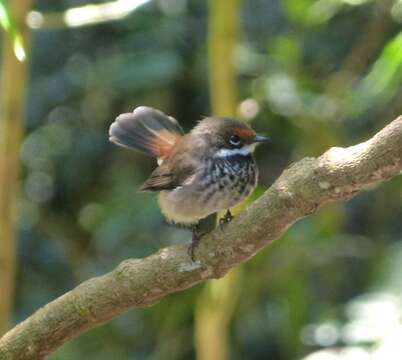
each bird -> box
[109,106,269,260]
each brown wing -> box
[109,106,183,160]
[139,134,204,192]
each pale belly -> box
[158,184,255,225]
[158,157,257,225]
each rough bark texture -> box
[1,116,402,359]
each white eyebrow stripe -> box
[214,145,255,158]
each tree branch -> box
[1,116,402,359]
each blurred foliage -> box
[3,0,402,359]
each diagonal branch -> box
[1,116,402,359]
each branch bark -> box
[1,116,402,359]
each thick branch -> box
[1,116,402,359]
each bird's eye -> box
[229,134,241,146]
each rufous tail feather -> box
[109,106,183,160]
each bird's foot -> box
[219,209,233,230]
[187,224,204,261]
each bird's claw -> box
[188,225,203,261]
[188,212,233,260]
[219,209,233,231]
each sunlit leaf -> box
[0,1,11,31]
[346,32,402,115]
[365,32,402,92]
[0,0,27,62]
[13,33,26,62]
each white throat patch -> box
[214,144,255,158]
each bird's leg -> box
[187,214,216,261]
[188,223,203,261]
[219,209,234,230]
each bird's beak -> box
[253,134,271,143]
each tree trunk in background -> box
[207,0,240,117]
[194,1,241,360]
[0,0,31,335]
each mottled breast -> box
[199,154,258,209]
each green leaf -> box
[346,31,402,115]
[0,1,11,31]
[0,0,26,62]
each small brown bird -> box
[109,106,269,259]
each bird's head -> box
[191,117,270,158]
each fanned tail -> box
[109,106,183,160]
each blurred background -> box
[1,0,402,359]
